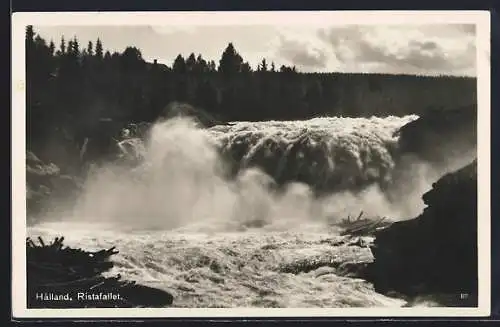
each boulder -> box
[76,118,126,166]
[366,159,478,306]
[26,151,81,218]
[395,104,477,171]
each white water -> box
[29,222,409,308]
[29,115,452,308]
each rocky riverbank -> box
[27,236,174,308]
[366,159,478,307]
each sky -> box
[34,24,477,76]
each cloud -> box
[149,26,198,34]
[35,24,477,76]
[276,35,328,69]
[317,24,476,76]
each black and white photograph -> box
[11,11,490,317]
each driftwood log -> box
[337,211,393,237]
[27,237,173,308]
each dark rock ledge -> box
[365,159,478,307]
[27,237,174,308]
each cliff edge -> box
[367,159,478,306]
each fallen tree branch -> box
[27,236,173,308]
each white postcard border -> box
[11,10,491,318]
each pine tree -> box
[95,38,103,58]
[25,25,35,44]
[173,54,186,73]
[208,60,217,72]
[67,39,74,55]
[218,43,243,75]
[185,53,196,72]
[87,41,94,56]
[104,50,111,61]
[121,46,144,71]
[58,36,66,56]
[195,54,208,73]
[259,58,268,72]
[123,46,143,61]
[34,35,44,45]
[241,62,252,73]
[48,40,55,56]
[72,36,80,56]
[25,25,36,66]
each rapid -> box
[28,114,452,308]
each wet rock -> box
[26,151,81,217]
[396,104,477,170]
[279,254,343,275]
[335,262,371,279]
[366,159,478,305]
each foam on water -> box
[29,221,406,308]
[59,115,427,230]
[211,116,420,193]
[29,115,452,308]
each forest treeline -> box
[26,25,476,153]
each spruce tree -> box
[49,40,55,56]
[195,54,208,73]
[172,54,186,73]
[87,41,94,56]
[95,38,103,58]
[185,53,196,72]
[218,43,243,75]
[25,25,35,44]
[58,36,66,55]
